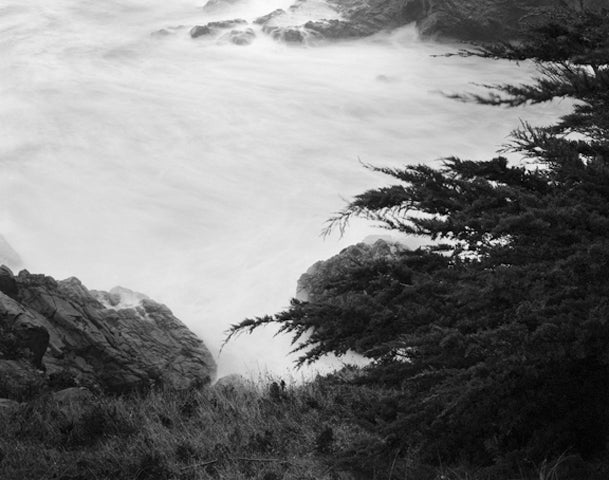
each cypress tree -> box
[228,5,609,470]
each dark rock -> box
[0,359,45,401]
[254,9,286,25]
[0,265,17,297]
[190,25,214,38]
[190,19,248,38]
[208,19,247,28]
[52,386,94,406]
[304,19,372,39]
[323,0,413,37]
[0,270,216,400]
[269,0,609,43]
[262,25,321,43]
[296,239,406,302]
[152,26,185,37]
[407,0,609,42]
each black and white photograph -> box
[1,0,608,478]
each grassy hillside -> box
[0,374,594,480]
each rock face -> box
[403,0,609,42]
[0,268,216,400]
[296,239,406,302]
[247,0,609,44]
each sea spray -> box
[0,0,570,377]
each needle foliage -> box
[228,4,609,474]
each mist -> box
[0,0,569,377]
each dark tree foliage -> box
[228,6,609,470]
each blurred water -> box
[0,0,569,377]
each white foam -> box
[0,0,570,377]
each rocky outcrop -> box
[248,0,609,44]
[296,239,406,302]
[402,0,609,42]
[0,268,216,400]
[251,0,411,43]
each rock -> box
[0,270,216,400]
[152,26,185,37]
[52,387,94,405]
[0,265,17,297]
[202,0,247,13]
[0,359,45,401]
[191,25,213,38]
[222,28,256,45]
[254,9,286,25]
[190,19,248,38]
[207,19,248,29]
[262,0,609,43]
[296,239,406,302]
[406,0,609,42]
[304,19,373,39]
[323,0,413,37]
[262,25,321,43]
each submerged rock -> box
[0,268,216,400]
[190,19,248,38]
[262,25,321,44]
[151,25,186,37]
[222,28,256,45]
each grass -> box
[0,375,603,480]
[0,376,387,480]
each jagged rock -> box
[0,268,216,400]
[190,19,248,38]
[304,19,373,39]
[51,387,95,405]
[296,239,406,302]
[191,25,213,38]
[0,359,45,401]
[266,0,609,43]
[0,266,17,297]
[254,9,286,25]
[202,0,247,13]
[405,0,609,42]
[323,0,412,37]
